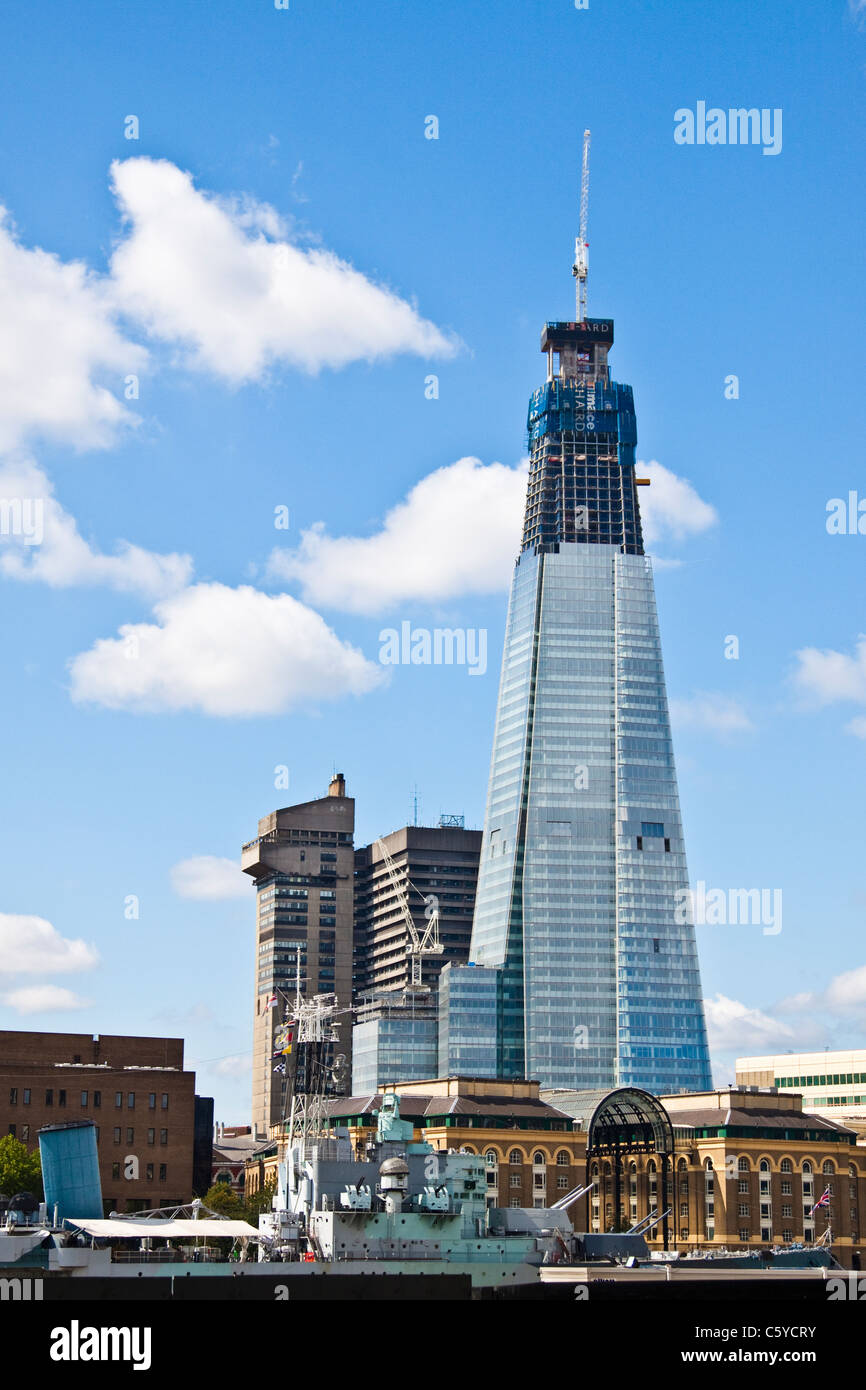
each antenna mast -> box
[573,128,591,322]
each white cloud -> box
[669,692,754,734]
[825,964,866,1012]
[0,912,99,975]
[268,456,528,615]
[0,456,192,599]
[0,210,144,452]
[638,459,718,548]
[704,992,797,1053]
[171,856,250,901]
[210,1053,253,1079]
[793,637,866,706]
[68,581,385,716]
[109,157,458,381]
[1,985,91,1015]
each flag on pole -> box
[809,1186,831,1216]
[265,993,277,1009]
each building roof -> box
[665,1104,856,1136]
[325,1093,573,1123]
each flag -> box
[265,993,277,1009]
[809,1186,831,1216]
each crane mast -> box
[573,128,591,322]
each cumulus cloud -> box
[0,456,192,598]
[705,992,797,1053]
[1,985,91,1015]
[0,912,99,975]
[68,581,385,716]
[210,1053,253,1079]
[793,636,866,705]
[109,157,458,381]
[171,855,251,901]
[268,456,528,614]
[669,692,754,734]
[0,210,144,452]
[638,459,718,548]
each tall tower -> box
[242,774,354,1134]
[467,165,712,1095]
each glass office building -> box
[466,317,712,1094]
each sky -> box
[0,0,865,1119]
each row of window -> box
[8,1124,169,1145]
[776,1072,866,1088]
[9,1088,169,1110]
[111,1163,167,1182]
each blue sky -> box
[1,0,865,1118]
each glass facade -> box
[351,1014,438,1094]
[438,963,500,1077]
[464,316,712,1094]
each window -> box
[115,1092,123,1109]
[81,1091,88,1107]
[509,1199,520,1209]
[781,1180,792,1195]
[781,1204,792,1218]
[112,1163,121,1180]
[146,1163,154,1182]
[680,1203,688,1217]
[738,1204,750,1217]
[738,1158,749,1172]
[509,1150,522,1165]
[641,822,664,837]
[739,1229,749,1242]
[113,1127,121,1144]
[556,1151,569,1166]
[7,1124,15,1138]
[149,1094,156,1110]
[783,1229,793,1243]
[127,1093,135,1110]
[636,836,643,850]
[510,1175,521,1189]
[534,1173,545,1189]
[23,1089,30,1105]
[738,1179,749,1193]
[9,1088,17,1105]
[780,1159,792,1173]
[159,1165,166,1182]
[533,1151,545,1166]
[823,1161,834,1175]
[147,1129,155,1146]
[126,1127,134,1144]
[93,1091,101,1109]
[160,1129,168,1145]
[45,1089,53,1106]
[557,1175,569,1189]
[21,1124,29,1142]
[58,1090,66,1108]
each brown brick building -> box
[0,1030,211,1214]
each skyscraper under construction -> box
[461,137,712,1093]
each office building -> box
[736,1050,866,1134]
[242,773,355,1133]
[464,299,712,1093]
[353,823,482,995]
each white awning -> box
[64,1218,260,1240]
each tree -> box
[241,1178,276,1225]
[0,1135,43,1198]
[202,1182,242,1218]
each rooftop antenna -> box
[572,128,591,322]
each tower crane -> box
[376,838,444,988]
[572,128,591,322]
